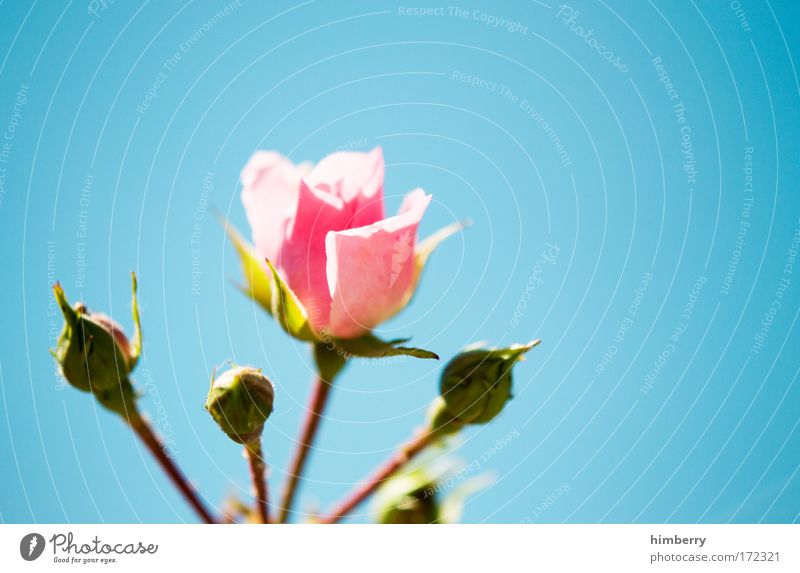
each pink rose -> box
[241,147,432,339]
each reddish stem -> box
[129,414,216,524]
[277,375,334,523]
[319,427,435,524]
[246,440,269,524]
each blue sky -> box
[1,0,799,523]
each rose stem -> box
[319,427,436,524]
[128,413,216,523]
[277,375,334,523]
[245,439,270,524]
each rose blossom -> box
[241,147,431,339]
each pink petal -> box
[324,189,432,338]
[241,151,304,262]
[279,180,355,333]
[305,147,384,228]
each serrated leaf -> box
[329,332,438,360]
[264,259,318,342]
[217,213,274,315]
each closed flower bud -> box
[375,472,440,524]
[438,340,539,426]
[86,313,136,367]
[52,280,142,416]
[374,458,492,524]
[205,366,274,444]
[380,486,439,524]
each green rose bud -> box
[375,471,440,524]
[438,340,539,427]
[205,366,274,444]
[374,459,494,524]
[51,276,142,415]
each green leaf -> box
[264,259,318,342]
[327,332,439,360]
[216,213,274,315]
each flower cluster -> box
[50,147,539,524]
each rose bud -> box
[379,485,439,525]
[51,276,142,413]
[427,396,465,436]
[205,366,274,444]
[437,341,540,429]
[240,148,454,340]
[375,470,441,524]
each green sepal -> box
[439,340,539,426]
[52,283,135,395]
[94,377,140,418]
[427,396,465,437]
[264,259,318,342]
[415,219,471,281]
[129,272,142,370]
[53,282,78,327]
[390,219,470,318]
[313,342,348,384]
[217,213,274,315]
[218,214,319,342]
[326,333,439,360]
